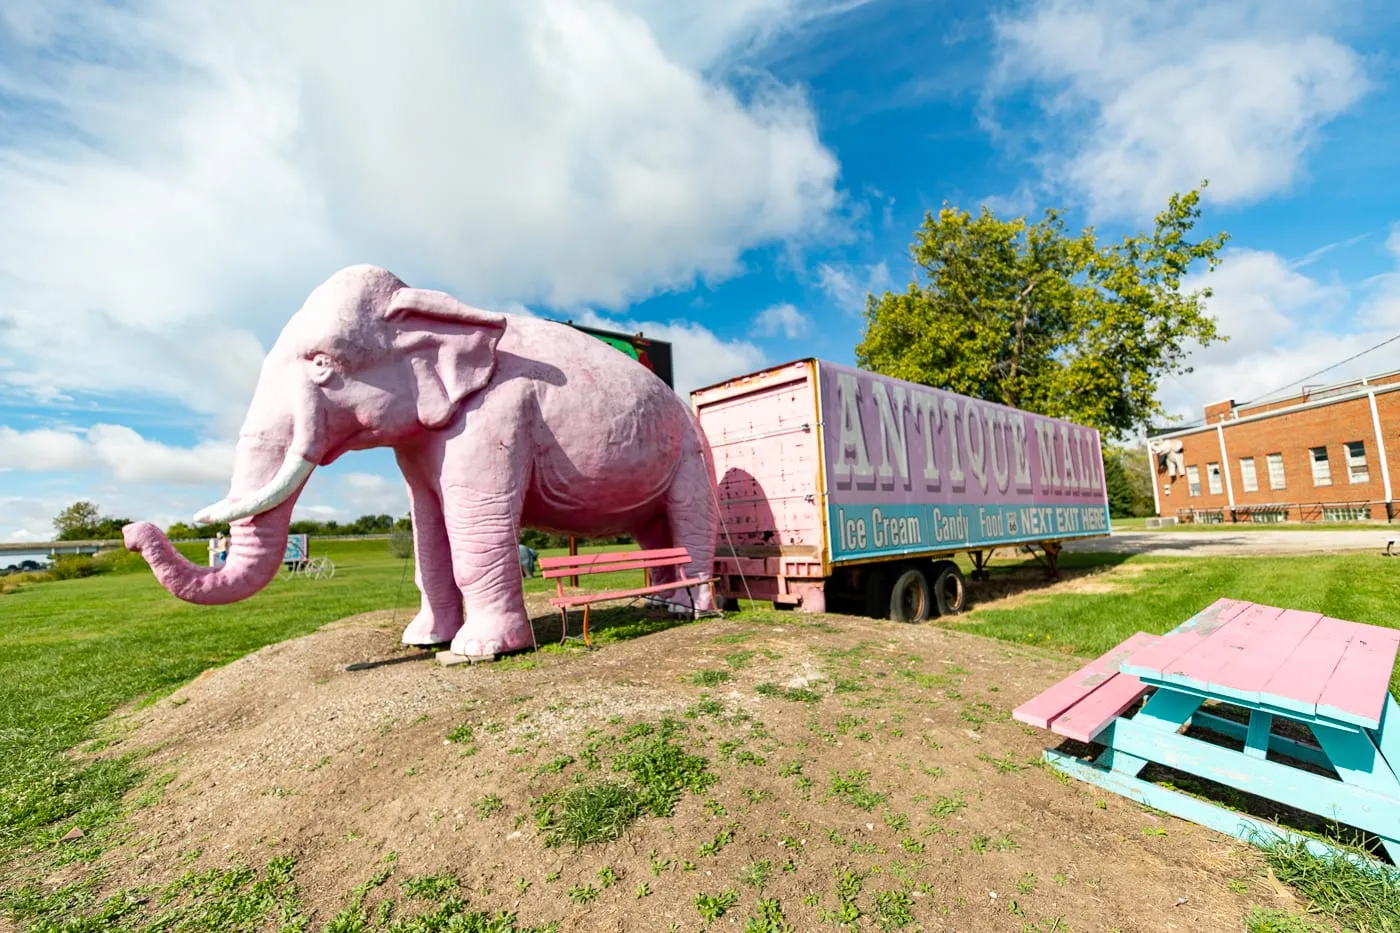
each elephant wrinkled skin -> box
[124,264,719,658]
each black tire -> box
[931,561,966,616]
[887,567,932,623]
[721,596,741,612]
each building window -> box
[1240,457,1258,493]
[1186,465,1201,497]
[1310,446,1331,486]
[1345,440,1369,484]
[1267,453,1286,490]
[1207,462,1223,495]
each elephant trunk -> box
[123,496,301,605]
[125,412,315,605]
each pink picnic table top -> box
[1117,598,1400,731]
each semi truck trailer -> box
[690,359,1112,621]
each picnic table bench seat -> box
[1012,632,1160,743]
[539,547,713,647]
[1014,598,1400,868]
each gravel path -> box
[1064,528,1397,556]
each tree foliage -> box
[166,521,231,540]
[855,184,1229,437]
[53,501,131,541]
[166,514,404,539]
[1102,446,1156,518]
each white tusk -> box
[193,454,316,525]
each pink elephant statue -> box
[123,265,720,659]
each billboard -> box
[816,361,1110,563]
[569,323,674,389]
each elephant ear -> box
[384,287,507,429]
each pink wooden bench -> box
[1014,597,1400,868]
[1012,631,1161,742]
[539,547,711,647]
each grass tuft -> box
[535,781,643,848]
[1256,837,1400,931]
[612,734,716,817]
[826,770,889,811]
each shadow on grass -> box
[528,602,704,647]
[960,550,1137,610]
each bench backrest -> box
[539,547,691,578]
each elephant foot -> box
[401,608,464,647]
[450,614,535,658]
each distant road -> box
[1064,528,1395,557]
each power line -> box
[1236,330,1400,408]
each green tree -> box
[166,521,231,540]
[855,184,1229,437]
[1116,444,1157,516]
[53,501,101,540]
[1103,453,1138,518]
[52,501,130,541]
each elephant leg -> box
[396,455,466,646]
[632,514,678,611]
[441,483,535,658]
[661,445,720,614]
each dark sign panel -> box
[569,323,675,389]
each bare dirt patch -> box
[76,605,1294,931]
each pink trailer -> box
[691,359,1112,621]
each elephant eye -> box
[308,352,338,385]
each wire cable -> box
[1237,331,1400,408]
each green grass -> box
[534,781,643,848]
[953,552,1400,692]
[0,539,644,867]
[1258,838,1400,931]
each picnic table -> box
[1013,598,1400,865]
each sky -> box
[2,0,1399,540]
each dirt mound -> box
[82,606,1291,931]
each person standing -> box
[518,542,539,578]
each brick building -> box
[1147,370,1400,523]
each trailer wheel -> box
[931,562,966,616]
[888,567,933,623]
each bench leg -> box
[1311,721,1400,863]
[583,603,592,648]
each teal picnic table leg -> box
[1043,747,1384,873]
[1096,687,1202,777]
[1244,711,1273,761]
[1187,709,1332,771]
[1374,694,1400,779]
[1311,719,1400,863]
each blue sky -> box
[2,0,1399,540]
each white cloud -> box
[0,0,845,425]
[339,472,409,517]
[1160,246,1384,423]
[1181,248,1346,360]
[0,424,235,484]
[751,302,810,338]
[815,260,892,314]
[1356,224,1400,327]
[0,485,225,542]
[987,0,1369,220]
[572,309,768,396]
